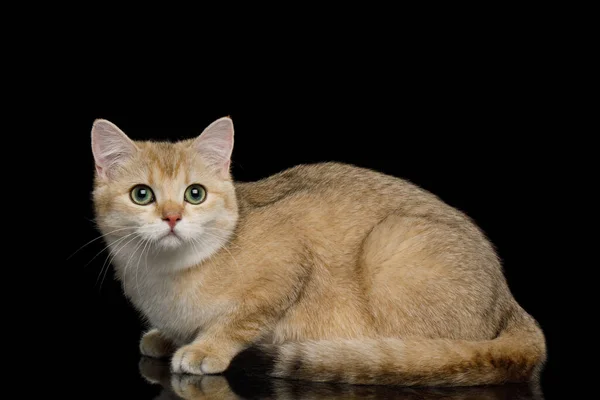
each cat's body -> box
[92,117,546,387]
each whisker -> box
[190,236,220,267]
[182,229,261,272]
[135,238,152,296]
[123,235,147,290]
[188,238,205,272]
[67,227,135,260]
[186,239,206,304]
[84,231,138,269]
[190,235,239,272]
[203,229,263,253]
[186,227,263,252]
[96,233,135,289]
[97,233,141,292]
[211,238,241,272]
[183,228,243,250]
[143,237,154,277]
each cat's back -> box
[235,162,435,210]
[233,162,486,250]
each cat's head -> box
[91,117,238,271]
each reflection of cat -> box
[139,357,544,400]
[92,117,546,386]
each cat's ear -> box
[91,119,138,180]
[193,117,234,178]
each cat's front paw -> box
[171,344,231,375]
[140,329,175,359]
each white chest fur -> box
[110,238,224,345]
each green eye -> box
[185,184,206,204]
[130,185,155,205]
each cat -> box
[91,116,546,387]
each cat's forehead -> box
[135,140,203,183]
[141,142,187,176]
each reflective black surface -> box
[137,357,544,400]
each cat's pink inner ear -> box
[193,117,234,178]
[91,119,137,180]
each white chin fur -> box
[157,234,183,250]
[108,226,229,274]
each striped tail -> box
[261,311,546,387]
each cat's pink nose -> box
[163,214,182,229]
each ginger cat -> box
[91,117,546,386]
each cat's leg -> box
[171,266,309,375]
[140,328,176,359]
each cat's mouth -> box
[163,231,181,240]
[157,231,184,249]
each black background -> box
[37,18,563,399]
